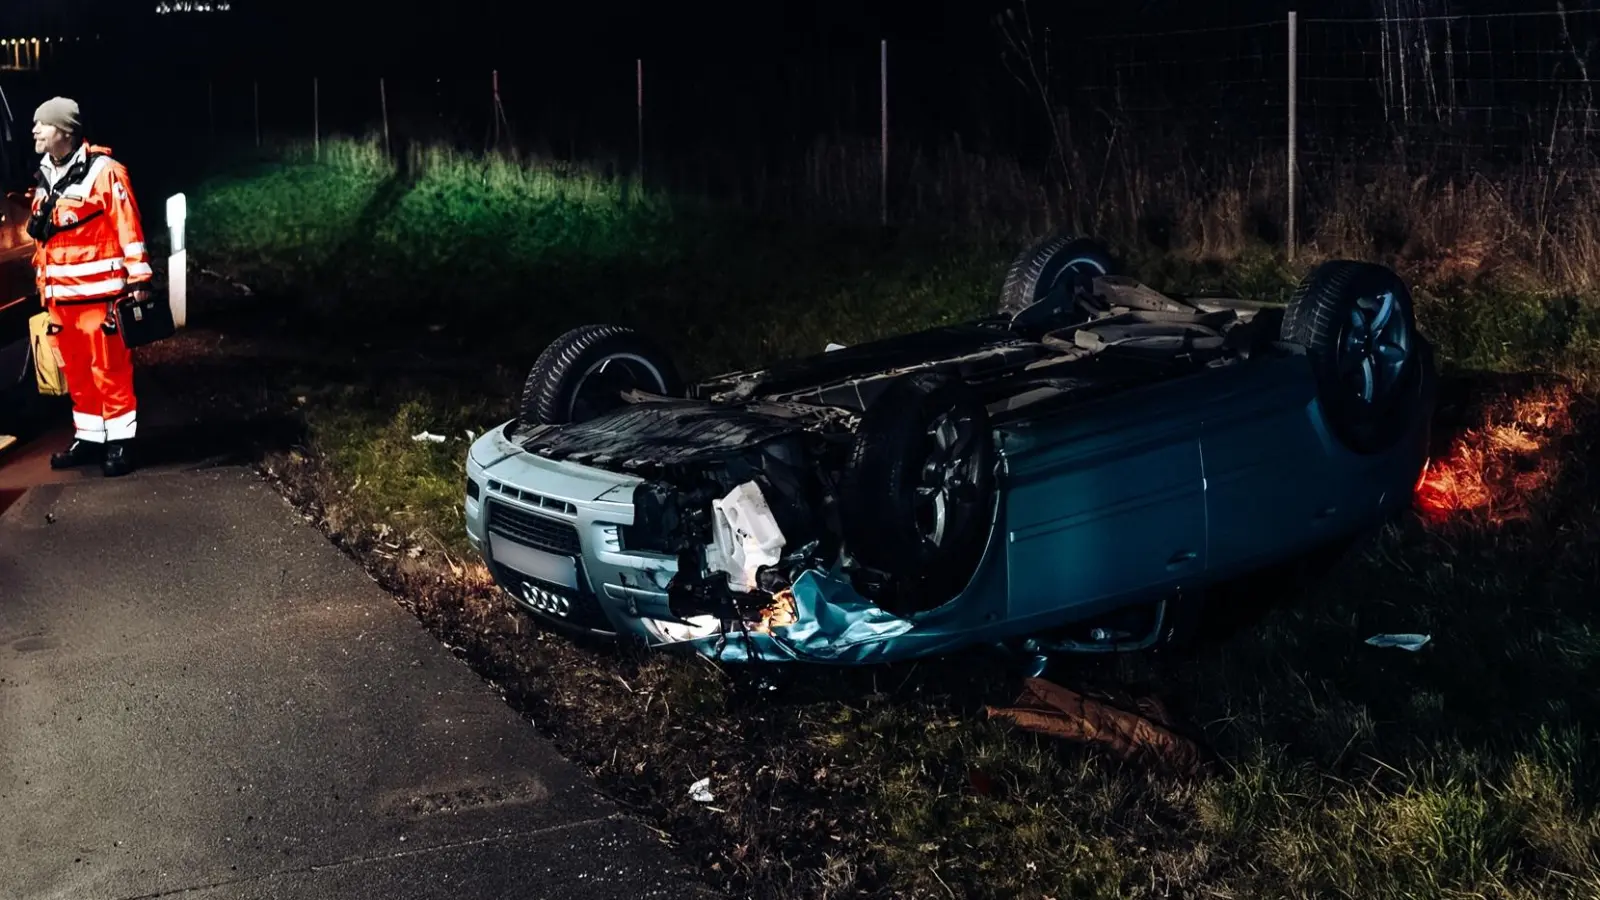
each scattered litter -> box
[985,677,1207,777]
[825,342,847,352]
[1365,633,1431,651]
[688,777,714,803]
[411,431,447,443]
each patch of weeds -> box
[1415,285,1600,375]
[303,387,506,557]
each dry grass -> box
[1416,377,1592,528]
[668,131,1600,302]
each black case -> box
[113,290,175,348]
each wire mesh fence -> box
[6,9,1600,245]
[1300,8,1600,169]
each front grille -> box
[490,563,615,635]
[487,481,577,516]
[486,501,582,556]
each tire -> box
[521,324,683,426]
[1280,260,1424,454]
[840,373,997,593]
[998,234,1116,316]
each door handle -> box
[1167,550,1198,568]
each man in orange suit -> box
[29,97,152,477]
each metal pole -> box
[207,80,214,140]
[880,39,888,226]
[380,77,390,157]
[313,76,320,158]
[636,58,644,180]
[1287,11,1298,262]
[253,79,260,147]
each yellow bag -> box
[29,311,67,397]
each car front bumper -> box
[464,421,965,664]
[465,422,730,645]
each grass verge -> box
[163,138,1600,898]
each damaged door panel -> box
[1000,386,1207,628]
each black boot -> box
[50,439,103,470]
[102,441,135,477]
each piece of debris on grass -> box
[411,431,447,443]
[1365,633,1431,651]
[688,777,714,803]
[984,678,1207,777]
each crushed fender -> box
[984,677,1208,777]
[687,569,927,664]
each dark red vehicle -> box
[1,84,44,430]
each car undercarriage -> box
[504,273,1289,630]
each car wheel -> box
[1281,260,1424,454]
[521,324,684,426]
[998,233,1116,316]
[841,373,997,600]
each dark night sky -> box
[2,1,1403,56]
[7,1,1582,66]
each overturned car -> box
[464,236,1436,664]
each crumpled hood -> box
[471,422,646,504]
[515,400,801,470]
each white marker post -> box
[167,192,187,329]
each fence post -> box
[313,76,320,159]
[880,38,888,226]
[252,78,260,148]
[380,77,390,157]
[1287,10,1298,263]
[636,58,644,180]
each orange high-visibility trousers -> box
[51,302,136,443]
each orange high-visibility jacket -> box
[30,142,152,308]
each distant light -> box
[155,1,231,11]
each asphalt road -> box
[0,426,717,899]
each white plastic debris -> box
[825,342,847,352]
[411,431,447,443]
[704,481,786,593]
[1365,633,1431,651]
[688,777,714,803]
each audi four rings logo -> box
[521,583,571,618]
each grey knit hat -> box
[33,97,82,136]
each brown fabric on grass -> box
[984,677,1207,776]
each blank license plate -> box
[490,535,579,589]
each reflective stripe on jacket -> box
[31,142,152,307]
